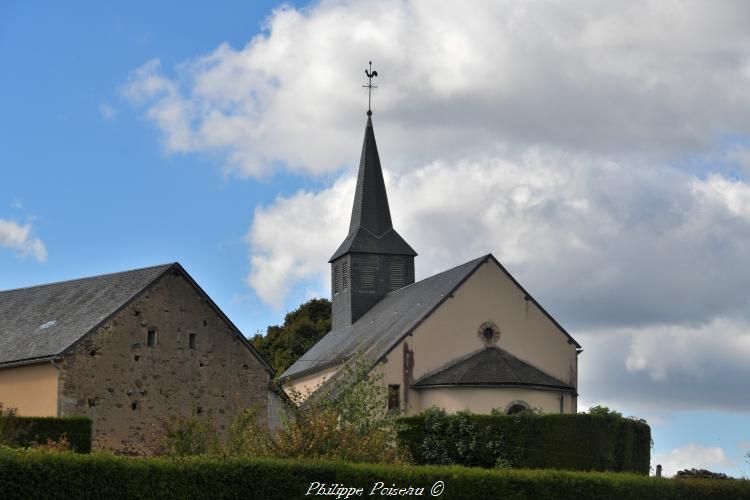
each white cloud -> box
[0,219,47,262]
[246,178,354,307]
[124,0,750,412]
[248,151,750,411]
[248,150,750,328]
[653,443,735,477]
[124,0,750,177]
[624,317,750,382]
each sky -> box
[2,0,750,477]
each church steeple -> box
[348,116,393,236]
[329,116,417,262]
[329,64,417,330]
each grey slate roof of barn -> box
[0,264,171,366]
[329,116,416,262]
[282,253,581,381]
[413,346,575,392]
[0,264,273,373]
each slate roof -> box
[330,116,416,262]
[412,346,575,392]
[282,253,581,381]
[0,264,272,373]
[282,255,488,379]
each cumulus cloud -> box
[247,150,750,410]
[653,443,735,477]
[124,0,750,176]
[125,1,750,411]
[0,219,47,262]
[249,150,750,327]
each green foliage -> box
[258,356,402,463]
[419,407,509,467]
[0,449,748,500]
[0,404,90,453]
[586,405,623,418]
[0,403,20,446]
[251,298,331,376]
[160,356,401,464]
[157,414,222,457]
[398,409,651,474]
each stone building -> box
[281,110,583,415]
[0,263,273,454]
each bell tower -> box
[329,63,417,329]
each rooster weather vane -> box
[363,61,378,116]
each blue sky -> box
[0,0,314,336]
[2,1,750,477]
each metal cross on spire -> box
[363,61,378,116]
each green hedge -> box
[1,416,91,453]
[397,411,651,473]
[0,449,747,500]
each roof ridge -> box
[381,254,488,298]
[282,254,490,380]
[0,263,177,294]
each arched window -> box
[505,400,530,415]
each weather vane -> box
[363,61,378,116]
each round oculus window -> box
[477,321,500,345]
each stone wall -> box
[58,268,270,455]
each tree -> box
[251,298,331,376]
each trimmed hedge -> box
[0,449,748,500]
[397,411,651,473]
[1,416,91,453]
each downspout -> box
[50,358,62,417]
[575,348,583,414]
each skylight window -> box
[39,320,57,330]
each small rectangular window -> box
[147,328,158,348]
[189,333,197,350]
[387,384,400,412]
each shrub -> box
[0,449,747,500]
[159,356,402,464]
[157,413,221,457]
[229,356,403,463]
[0,405,91,453]
[398,408,651,473]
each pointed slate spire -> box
[329,116,417,262]
[349,116,393,236]
[328,66,417,329]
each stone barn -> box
[0,263,274,454]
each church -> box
[281,102,582,415]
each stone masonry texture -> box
[58,268,269,455]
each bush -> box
[0,448,747,500]
[159,356,403,464]
[0,405,91,453]
[398,408,651,473]
[157,413,221,457]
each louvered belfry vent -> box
[329,114,417,329]
[390,260,405,290]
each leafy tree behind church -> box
[251,298,331,376]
